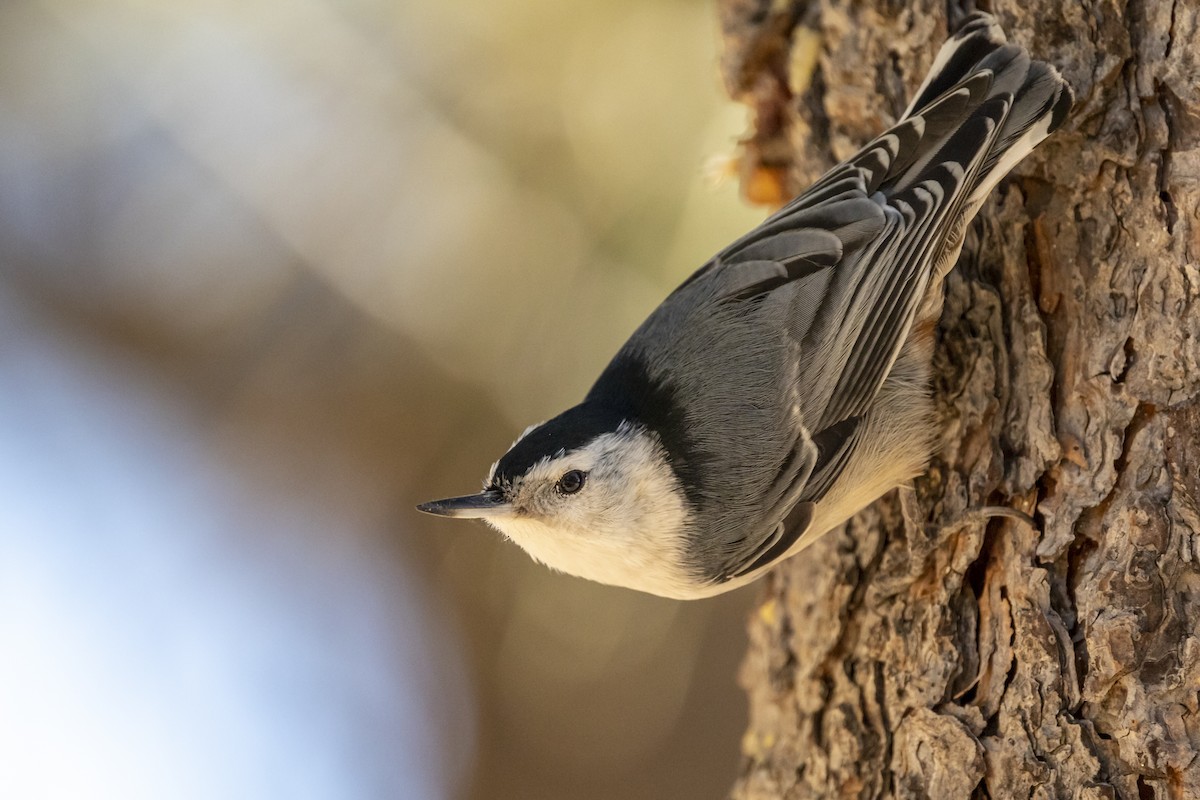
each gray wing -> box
[699,148,986,582]
[720,108,995,468]
[689,17,1072,581]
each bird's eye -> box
[556,470,586,495]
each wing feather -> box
[636,12,1073,586]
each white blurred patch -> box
[0,291,474,800]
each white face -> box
[480,422,700,598]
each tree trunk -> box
[719,2,1200,797]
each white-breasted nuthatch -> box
[418,13,1072,599]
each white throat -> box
[484,424,700,598]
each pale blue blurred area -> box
[0,291,474,800]
[0,0,765,797]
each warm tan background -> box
[0,0,770,798]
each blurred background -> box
[0,0,769,797]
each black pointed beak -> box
[416,489,511,519]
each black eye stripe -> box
[556,470,587,495]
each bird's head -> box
[418,404,702,597]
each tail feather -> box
[893,12,1073,216]
[788,13,1071,231]
[902,13,1012,117]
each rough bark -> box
[719,1,1200,798]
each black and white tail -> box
[770,10,1073,291]
[752,12,1073,254]
[899,12,1073,217]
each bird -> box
[418,12,1073,599]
